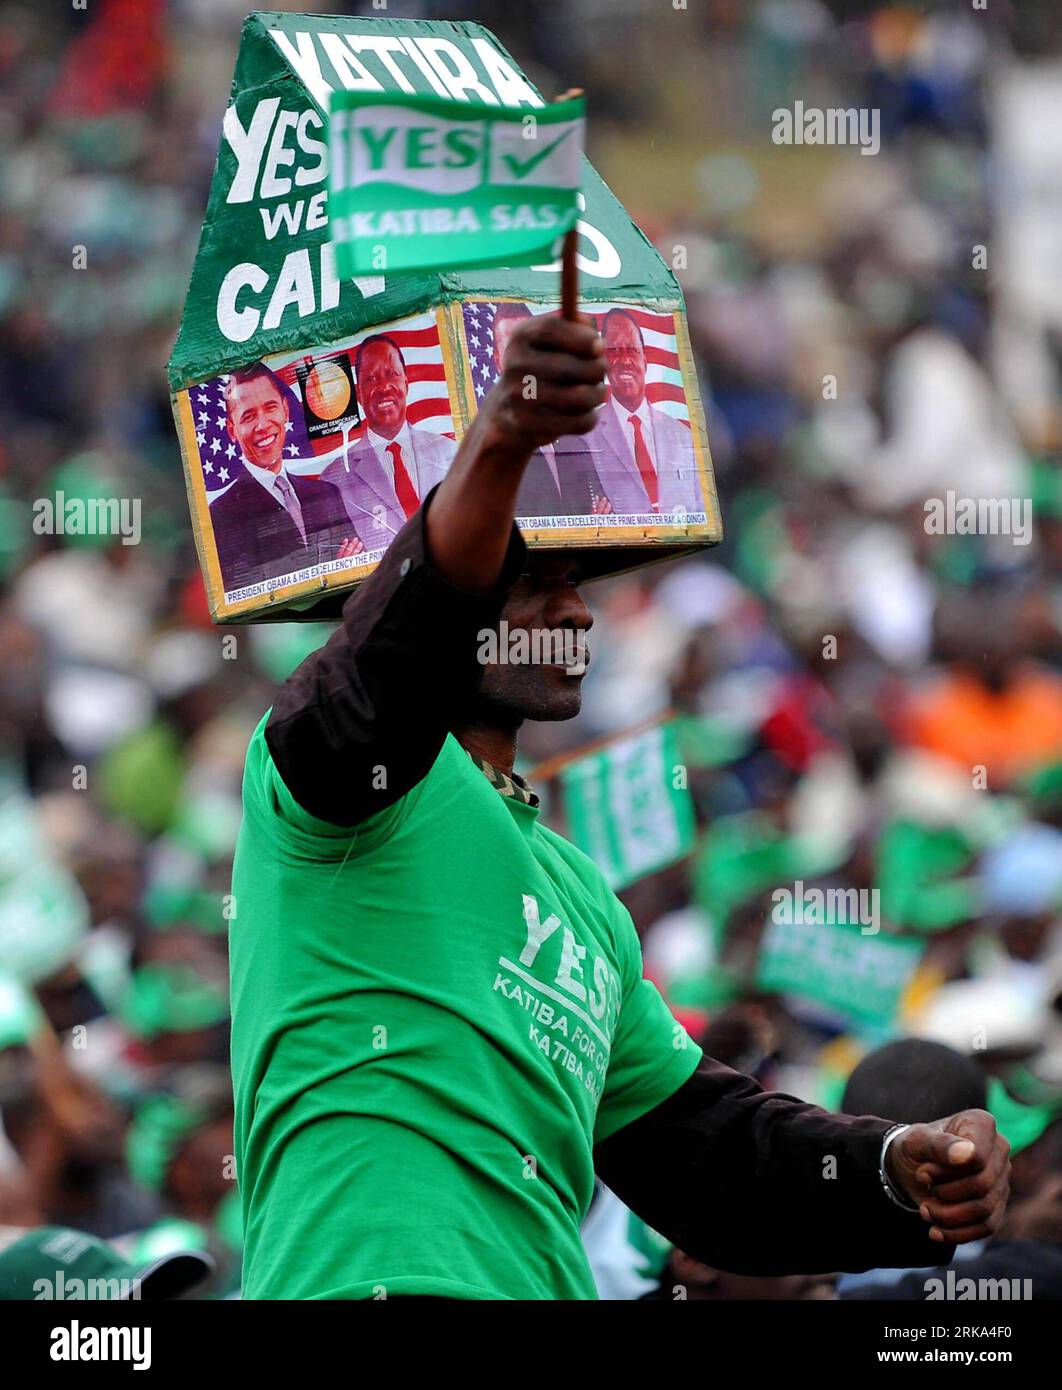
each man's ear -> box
[225,414,236,442]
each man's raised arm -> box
[264,314,606,826]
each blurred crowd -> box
[1,0,1060,1299]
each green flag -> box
[757,910,923,1029]
[330,92,584,276]
[0,790,88,986]
[0,972,43,1050]
[559,721,695,891]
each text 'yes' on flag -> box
[329,92,586,276]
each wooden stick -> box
[561,229,579,323]
[526,709,675,785]
[555,88,584,322]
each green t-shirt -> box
[230,720,702,1300]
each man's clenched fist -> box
[887,1109,1010,1244]
[484,312,607,451]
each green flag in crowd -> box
[0,788,88,986]
[757,909,923,1029]
[875,818,978,933]
[694,810,845,938]
[559,721,695,892]
[329,91,584,276]
[0,972,43,1050]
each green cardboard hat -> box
[169,13,720,623]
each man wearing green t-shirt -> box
[229,312,1009,1300]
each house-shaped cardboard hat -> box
[168,12,721,622]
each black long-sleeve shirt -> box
[263,488,943,1278]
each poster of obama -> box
[460,300,710,529]
[193,310,458,603]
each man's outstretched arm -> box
[265,315,606,826]
[594,1057,1009,1275]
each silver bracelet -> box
[879,1123,921,1212]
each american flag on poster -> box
[189,311,454,499]
[461,301,690,423]
[188,376,311,500]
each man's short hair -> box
[355,333,406,379]
[841,1039,987,1125]
[602,306,645,349]
[223,362,287,421]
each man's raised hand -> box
[427,313,604,596]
